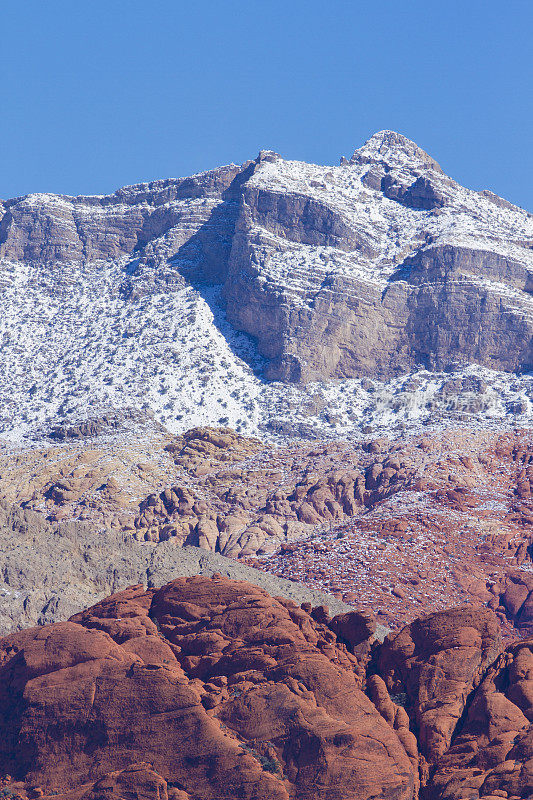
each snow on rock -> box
[1,130,533,445]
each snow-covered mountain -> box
[1,130,533,443]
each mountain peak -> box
[349,129,443,173]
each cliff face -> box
[1,130,532,387]
[223,132,533,380]
[0,165,241,267]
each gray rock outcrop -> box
[223,131,533,380]
[0,501,353,635]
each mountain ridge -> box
[2,130,529,210]
[1,131,533,443]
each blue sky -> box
[1,0,531,209]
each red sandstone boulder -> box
[84,763,171,800]
[431,638,533,800]
[329,609,377,649]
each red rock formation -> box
[0,578,417,800]
[378,605,501,761]
[6,422,533,642]
[4,577,530,799]
[248,428,533,638]
[431,638,533,800]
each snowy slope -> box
[1,247,533,446]
[1,131,533,446]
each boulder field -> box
[0,575,530,800]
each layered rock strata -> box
[223,132,533,381]
[1,130,532,399]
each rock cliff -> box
[223,132,533,380]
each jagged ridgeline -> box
[0,130,532,438]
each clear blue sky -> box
[1,0,531,209]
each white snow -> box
[1,248,533,448]
[1,132,533,448]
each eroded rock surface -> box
[378,605,501,761]
[0,499,357,635]
[223,131,533,381]
[3,425,533,639]
[431,637,533,800]
[1,576,529,800]
[247,427,533,636]
[0,577,415,800]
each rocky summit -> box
[225,132,533,382]
[1,131,533,441]
[1,132,533,800]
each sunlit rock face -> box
[223,131,533,381]
[0,576,417,800]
